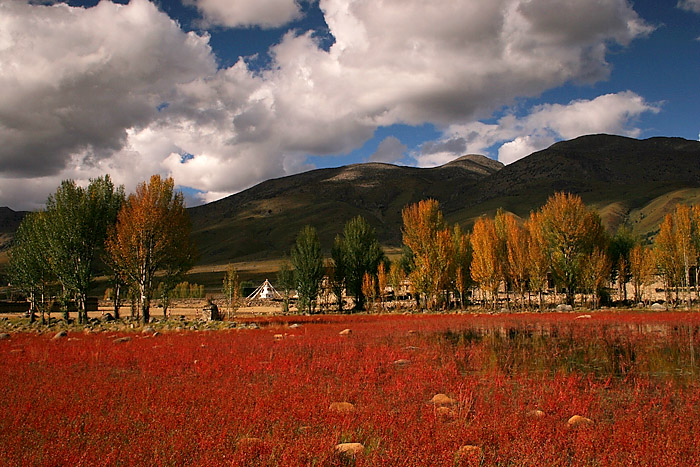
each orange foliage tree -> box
[470,216,500,308]
[106,175,196,324]
[538,192,607,305]
[629,244,655,304]
[504,213,529,309]
[526,212,550,310]
[401,199,454,309]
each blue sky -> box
[0,0,698,209]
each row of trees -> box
[9,175,196,324]
[282,193,700,313]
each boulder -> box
[576,314,592,319]
[0,333,10,340]
[335,442,364,457]
[430,393,457,407]
[142,326,155,334]
[650,303,665,311]
[455,445,483,461]
[274,334,284,340]
[567,415,593,427]
[329,402,355,413]
[527,409,546,418]
[393,359,410,366]
[339,328,352,336]
[113,336,132,344]
[556,304,573,312]
[52,330,67,340]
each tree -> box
[388,261,406,304]
[538,192,607,305]
[376,261,388,311]
[42,176,124,323]
[402,200,454,309]
[291,225,324,314]
[526,212,550,311]
[332,216,385,311]
[629,244,655,304]
[581,248,611,309]
[470,216,500,308]
[609,226,636,303]
[362,271,377,312]
[452,225,472,309]
[276,261,295,313]
[8,212,53,323]
[106,175,196,325]
[504,213,529,309]
[222,264,241,316]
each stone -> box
[335,442,364,457]
[651,303,665,311]
[455,445,483,461]
[430,393,457,407]
[0,333,10,340]
[576,314,592,319]
[142,326,155,334]
[339,328,352,336]
[52,330,67,340]
[329,402,355,413]
[527,409,546,418]
[201,302,220,321]
[102,313,115,322]
[556,304,573,312]
[393,359,410,366]
[274,334,284,340]
[567,415,593,427]
[113,336,132,343]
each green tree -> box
[276,261,295,313]
[609,225,636,303]
[222,264,241,316]
[106,175,196,325]
[8,212,53,323]
[332,216,385,311]
[291,225,324,314]
[43,176,124,324]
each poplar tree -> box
[106,175,196,325]
[291,225,324,314]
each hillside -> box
[442,135,700,235]
[0,207,27,252]
[190,134,700,265]
[189,155,502,264]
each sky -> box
[0,0,698,210]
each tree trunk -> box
[113,283,121,320]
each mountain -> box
[0,207,27,251]
[442,135,700,239]
[189,154,502,264]
[189,134,700,265]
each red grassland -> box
[1,312,700,466]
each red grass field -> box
[1,311,700,466]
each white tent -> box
[246,279,282,301]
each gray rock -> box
[113,336,132,343]
[52,330,67,340]
[0,333,10,340]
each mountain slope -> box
[189,155,503,264]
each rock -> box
[335,442,364,457]
[0,333,10,340]
[393,359,410,366]
[436,406,456,419]
[52,330,67,340]
[142,326,155,334]
[651,303,665,311]
[329,402,355,413]
[430,393,457,407]
[237,437,263,447]
[556,304,573,312]
[575,314,592,319]
[274,334,284,340]
[567,415,593,427]
[113,336,132,344]
[455,445,483,461]
[201,302,220,321]
[339,328,352,336]
[527,409,546,418]
[289,323,301,329]
[152,331,159,337]
[102,313,115,322]
[407,330,418,335]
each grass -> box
[1,311,700,465]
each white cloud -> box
[188,0,302,29]
[678,0,700,13]
[369,136,406,163]
[0,0,655,209]
[414,92,660,166]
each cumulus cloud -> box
[414,92,661,166]
[187,0,302,29]
[678,0,700,13]
[369,136,406,163]
[0,0,655,208]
